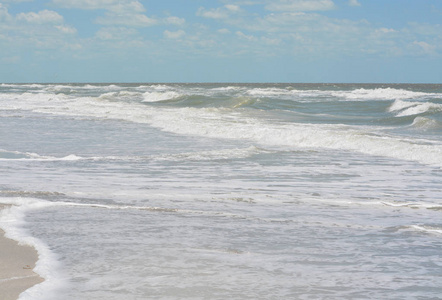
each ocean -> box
[1,83,442,299]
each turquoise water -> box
[1,83,442,299]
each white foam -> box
[246,88,293,97]
[388,99,416,112]
[155,145,268,161]
[332,88,431,101]
[142,91,182,102]
[2,91,442,167]
[409,225,442,235]
[0,198,66,300]
[59,154,83,161]
[210,86,243,92]
[147,107,442,166]
[149,84,175,91]
[411,117,441,130]
[0,149,84,161]
[98,91,142,101]
[243,87,440,102]
[389,99,442,117]
[398,103,442,117]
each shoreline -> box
[0,205,44,300]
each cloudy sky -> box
[1,0,441,83]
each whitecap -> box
[332,88,431,101]
[388,99,418,112]
[411,117,441,130]
[142,91,182,102]
[397,102,442,117]
[246,88,292,97]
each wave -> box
[148,108,442,166]
[0,146,268,163]
[0,150,83,161]
[331,88,433,101]
[246,88,295,97]
[410,225,442,235]
[411,117,441,130]
[142,91,183,102]
[210,86,243,92]
[98,91,142,101]
[388,224,442,235]
[2,90,442,167]
[388,99,442,117]
[0,190,65,198]
[381,201,442,210]
[243,87,441,102]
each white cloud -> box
[107,1,146,14]
[197,5,241,19]
[165,16,185,26]
[0,4,79,53]
[413,41,436,55]
[1,0,33,2]
[218,28,231,34]
[0,4,12,22]
[96,27,137,40]
[51,0,118,10]
[164,29,185,39]
[348,0,361,7]
[17,9,63,24]
[225,4,241,12]
[56,24,77,34]
[261,36,281,45]
[265,0,335,12]
[236,31,256,41]
[376,28,396,34]
[52,0,156,27]
[96,13,156,27]
[197,7,229,19]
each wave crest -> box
[389,99,442,117]
[411,117,441,130]
[142,91,182,102]
[332,88,431,100]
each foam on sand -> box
[0,199,65,300]
[0,205,43,300]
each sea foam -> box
[142,91,182,102]
[0,198,66,300]
[2,91,442,167]
[389,99,442,116]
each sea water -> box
[1,83,442,299]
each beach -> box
[0,205,43,300]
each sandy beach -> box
[0,206,43,300]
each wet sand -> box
[0,206,43,300]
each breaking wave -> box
[388,99,442,117]
[142,91,183,102]
[2,86,442,167]
[331,88,433,101]
[411,117,441,130]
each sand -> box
[0,205,44,300]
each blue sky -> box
[0,0,441,83]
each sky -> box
[0,0,441,83]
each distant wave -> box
[141,91,183,102]
[331,88,433,101]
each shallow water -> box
[1,83,442,299]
